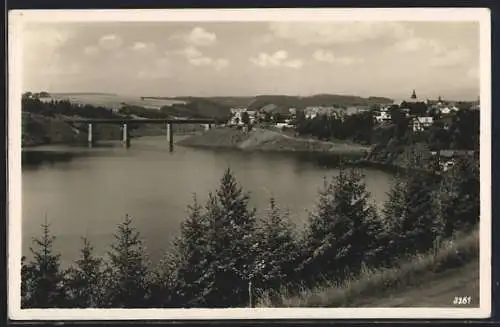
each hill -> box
[162,94,393,118]
[245,94,394,114]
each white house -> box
[374,111,391,123]
[228,108,256,126]
[412,116,434,132]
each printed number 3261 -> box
[453,296,472,305]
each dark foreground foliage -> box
[22,157,479,308]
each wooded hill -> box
[160,94,394,118]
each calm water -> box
[22,136,395,267]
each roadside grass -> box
[257,229,479,307]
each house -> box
[346,106,369,116]
[228,108,247,126]
[411,116,434,132]
[276,122,293,129]
[304,106,345,120]
[374,110,391,123]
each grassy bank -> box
[177,127,370,155]
[257,229,479,307]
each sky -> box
[21,21,480,101]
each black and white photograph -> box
[8,8,491,320]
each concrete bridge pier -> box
[167,122,174,152]
[87,123,93,148]
[122,123,130,148]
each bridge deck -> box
[65,118,220,124]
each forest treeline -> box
[21,157,479,308]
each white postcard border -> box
[8,7,492,320]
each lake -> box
[22,136,395,268]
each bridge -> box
[65,117,220,152]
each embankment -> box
[257,229,479,308]
[177,127,370,156]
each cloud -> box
[393,37,444,54]
[312,49,364,66]
[181,46,203,59]
[184,27,217,47]
[268,22,414,46]
[178,46,229,70]
[24,25,74,50]
[131,42,156,53]
[99,34,123,50]
[283,59,304,69]
[250,50,303,69]
[430,48,470,67]
[83,45,99,57]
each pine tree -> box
[202,168,258,307]
[303,168,379,284]
[66,237,105,307]
[382,170,439,260]
[253,197,300,296]
[161,195,213,307]
[438,156,479,234]
[22,221,66,308]
[106,214,150,307]
[150,250,181,307]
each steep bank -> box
[177,127,370,155]
[258,230,479,308]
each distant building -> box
[400,89,426,106]
[304,106,345,120]
[374,110,391,123]
[411,116,434,132]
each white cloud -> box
[430,48,470,67]
[178,46,229,70]
[185,27,217,47]
[283,59,304,69]
[268,22,414,46]
[131,42,156,53]
[99,34,123,50]
[83,45,99,57]
[393,37,444,54]
[24,25,74,50]
[181,46,203,59]
[312,49,363,66]
[250,50,303,69]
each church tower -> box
[411,89,417,99]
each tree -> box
[22,221,66,308]
[253,198,300,296]
[302,168,380,284]
[160,195,213,307]
[66,237,106,307]
[241,111,250,126]
[202,168,258,307]
[435,156,479,235]
[382,170,439,260]
[106,214,151,307]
